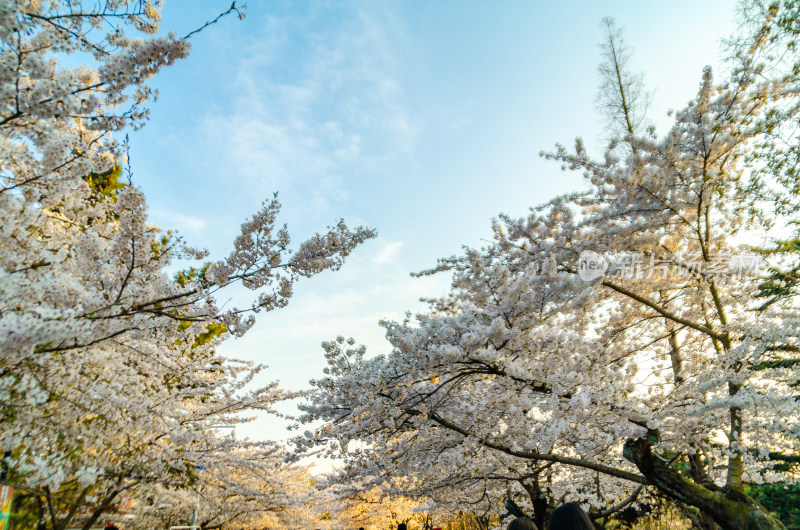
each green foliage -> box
[605,499,691,530]
[193,322,227,347]
[0,482,36,529]
[747,483,800,529]
[82,164,124,198]
[756,264,800,304]
[174,262,212,287]
[755,238,800,308]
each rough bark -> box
[623,437,785,530]
[688,451,720,530]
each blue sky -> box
[130,1,737,444]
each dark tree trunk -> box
[519,477,549,530]
[623,437,785,530]
[532,492,548,530]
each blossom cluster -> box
[295,5,800,527]
[0,2,374,528]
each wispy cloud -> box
[188,4,428,446]
[372,240,403,264]
[196,3,417,219]
[225,271,450,381]
[153,210,208,232]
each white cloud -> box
[221,267,450,392]
[153,210,207,232]
[181,5,430,448]
[191,3,417,221]
[372,240,403,264]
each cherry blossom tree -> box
[315,473,433,530]
[129,442,319,529]
[296,3,800,530]
[0,2,374,528]
[296,336,644,528]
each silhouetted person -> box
[507,516,538,530]
[549,503,595,530]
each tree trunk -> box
[519,478,549,530]
[682,506,721,530]
[687,451,720,530]
[473,514,490,530]
[623,437,785,530]
[80,487,121,530]
[532,492,548,530]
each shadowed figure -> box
[507,517,538,530]
[549,504,596,530]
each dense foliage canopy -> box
[296,3,800,529]
[0,1,373,528]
